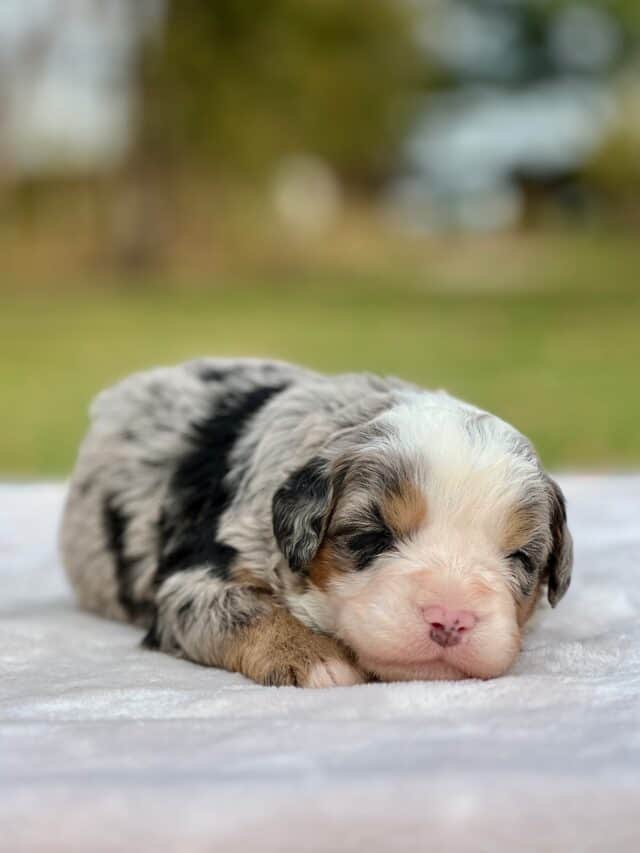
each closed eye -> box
[509,549,534,573]
[346,527,395,570]
[334,502,397,570]
[334,522,395,570]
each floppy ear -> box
[272,456,336,572]
[544,477,573,607]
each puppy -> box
[60,358,573,687]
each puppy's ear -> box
[272,456,336,572]
[544,477,573,607]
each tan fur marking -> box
[221,607,359,686]
[382,482,427,537]
[308,543,349,590]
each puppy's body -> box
[61,358,572,686]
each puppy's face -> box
[273,402,573,682]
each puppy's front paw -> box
[223,607,366,688]
[304,658,365,688]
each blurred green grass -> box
[2,233,640,476]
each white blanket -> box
[1,478,639,852]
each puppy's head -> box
[272,397,572,682]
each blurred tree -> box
[421,0,638,89]
[585,77,640,216]
[135,0,423,187]
[402,0,640,230]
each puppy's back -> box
[59,358,306,623]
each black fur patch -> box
[197,366,230,383]
[272,456,334,572]
[141,613,160,649]
[546,480,573,606]
[102,495,154,621]
[155,383,289,586]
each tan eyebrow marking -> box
[381,481,427,537]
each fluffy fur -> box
[60,358,573,687]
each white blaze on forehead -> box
[375,393,545,538]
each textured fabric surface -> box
[1,478,639,852]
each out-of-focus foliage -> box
[137,0,423,185]
[586,81,640,207]
[591,0,640,32]
[1,2,640,475]
[421,0,638,87]
[394,0,640,232]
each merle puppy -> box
[60,358,573,687]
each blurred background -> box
[2,0,639,477]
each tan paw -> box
[222,606,365,688]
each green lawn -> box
[2,233,640,476]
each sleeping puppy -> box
[60,358,573,687]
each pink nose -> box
[423,605,477,648]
